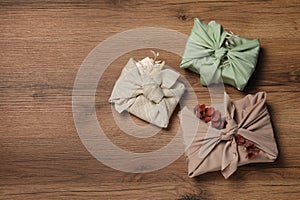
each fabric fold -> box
[180,92,278,179]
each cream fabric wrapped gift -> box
[109,56,185,128]
[180,92,278,179]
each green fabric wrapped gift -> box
[180,18,260,91]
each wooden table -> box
[1,0,299,199]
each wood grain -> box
[0,0,299,199]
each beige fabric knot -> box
[220,132,234,141]
[220,119,238,141]
[143,83,164,103]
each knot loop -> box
[220,119,238,141]
[214,47,228,60]
[143,83,164,103]
[220,133,234,141]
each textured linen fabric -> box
[180,92,278,179]
[109,57,185,128]
[180,18,260,91]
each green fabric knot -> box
[214,47,228,60]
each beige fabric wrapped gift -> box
[109,56,185,128]
[180,92,278,179]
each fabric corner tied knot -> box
[143,83,164,104]
[220,119,238,141]
[214,47,228,60]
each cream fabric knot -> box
[143,83,164,103]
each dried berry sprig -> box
[235,134,260,159]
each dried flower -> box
[235,134,245,145]
[194,104,225,130]
[204,116,211,123]
[212,110,221,122]
[212,121,221,128]
[235,134,260,159]
[205,107,214,116]
[200,104,206,112]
